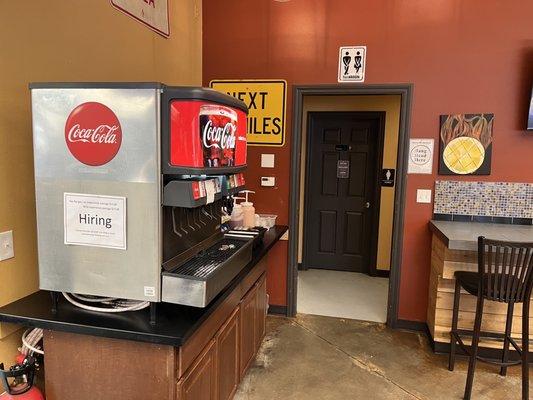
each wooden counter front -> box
[43,262,268,400]
[427,234,533,350]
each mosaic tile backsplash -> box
[434,181,533,221]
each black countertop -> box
[0,225,288,347]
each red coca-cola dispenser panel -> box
[168,99,247,173]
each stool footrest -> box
[451,330,523,367]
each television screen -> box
[528,91,533,130]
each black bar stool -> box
[448,236,533,400]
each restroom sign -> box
[210,80,286,146]
[338,46,367,82]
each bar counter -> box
[427,220,533,353]
[430,220,533,251]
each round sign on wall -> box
[64,102,122,166]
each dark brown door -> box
[303,112,384,273]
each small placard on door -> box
[337,160,350,178]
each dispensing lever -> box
[186,208,196,231]
[202,207,214,220]
[171,207,182,237]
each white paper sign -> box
[64,193,127,250]
[408,139,434,174]
[111,0,170,37]
[206,180,219,204]
[338,46,367,82]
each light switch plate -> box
[0,230,14,261]
[261,154,275,168]
[416,189,432,204]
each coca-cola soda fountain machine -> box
[30,83,251,322]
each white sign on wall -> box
[408,138,435,174]
[338,46,367,82]
[111,0,170,37]
[64,193,127,250]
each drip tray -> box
[161,236,253,307]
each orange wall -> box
[0,0,201,362]
[203,0,533,319]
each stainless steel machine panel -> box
[31,86,161,301]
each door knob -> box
[365,202,371,209]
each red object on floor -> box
[0,387,44,400]
[13,355,25,366]
[0,356,44,400]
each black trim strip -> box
[370,269,391,278]
[268,305,288,315]
[433,213,532,226]
[393,319,429,333]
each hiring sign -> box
[210,80,286,146]
[64,193,127,250]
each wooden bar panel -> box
[428,234,533,350]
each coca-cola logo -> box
[64,102,122,166]
[202,120,236,150]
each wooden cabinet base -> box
[178,339,217,400]
[216,309,240,400]
[43,330,177,400]
[42,267,268,400]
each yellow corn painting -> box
[439,114,494,175]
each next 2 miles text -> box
[225,91,282,135]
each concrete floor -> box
[297,270,388,322]
[235,314,527,400]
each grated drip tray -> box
[172,239,246,279]
[162,235,253,307]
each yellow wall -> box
[298,95,401,271]
[0,0,201,362]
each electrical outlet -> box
[0,230,14,261]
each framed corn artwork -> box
[438,113,494,175]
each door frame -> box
[302,111,386,276]
[287,84,413,328]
